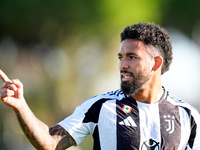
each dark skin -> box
[118,39,164,104]
[0,70,75,150]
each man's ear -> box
[152,56,163,71]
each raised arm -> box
[0,70,75,150]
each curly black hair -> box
[120,22,173,74]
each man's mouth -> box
[121,75,132,81]
[121,71,133,82]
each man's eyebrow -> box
[118,53,122,56]
[126,52,137,56]
[118,52,137,56]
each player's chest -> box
[97,99,182,149]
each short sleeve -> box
[58,106,91,145]
[57,90,123,146]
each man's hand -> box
[0,69,24,109]
[0,69,75,149]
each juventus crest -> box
[163,114,175,134]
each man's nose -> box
[119,59,129,70]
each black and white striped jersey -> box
[58,88,200,150]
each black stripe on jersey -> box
[181,107,197,149]
[159,98,181,149]
[116,97,140,150]
[83,98,110,123]
[83,98,111,150]
[93,126,101,150]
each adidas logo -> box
[119,116,137,127]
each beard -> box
[120,70,150,96]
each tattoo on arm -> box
[15,108,75,150]
[50,125,76,150]
[15,110,49,149]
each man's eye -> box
[118,57,123,61]
[130,56,136,59]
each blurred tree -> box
[161,0,200,37]
[0,0,163,46]
[1,0,200,46]
[0,0,101,45]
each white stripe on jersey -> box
[98,100,117,150]
[178,106,191,150]
[137,101,161,149]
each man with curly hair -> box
[1,22,200,150]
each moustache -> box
[120,70,134,76]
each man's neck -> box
[131,85,164,104]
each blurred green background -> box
[0,0,200,149]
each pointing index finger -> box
[0,69,12,82]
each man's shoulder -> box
[80,89,125,109]
[166,90,191,107]
[166,89,200,116]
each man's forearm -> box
[14,102,54,150]
[0,71,75,150]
